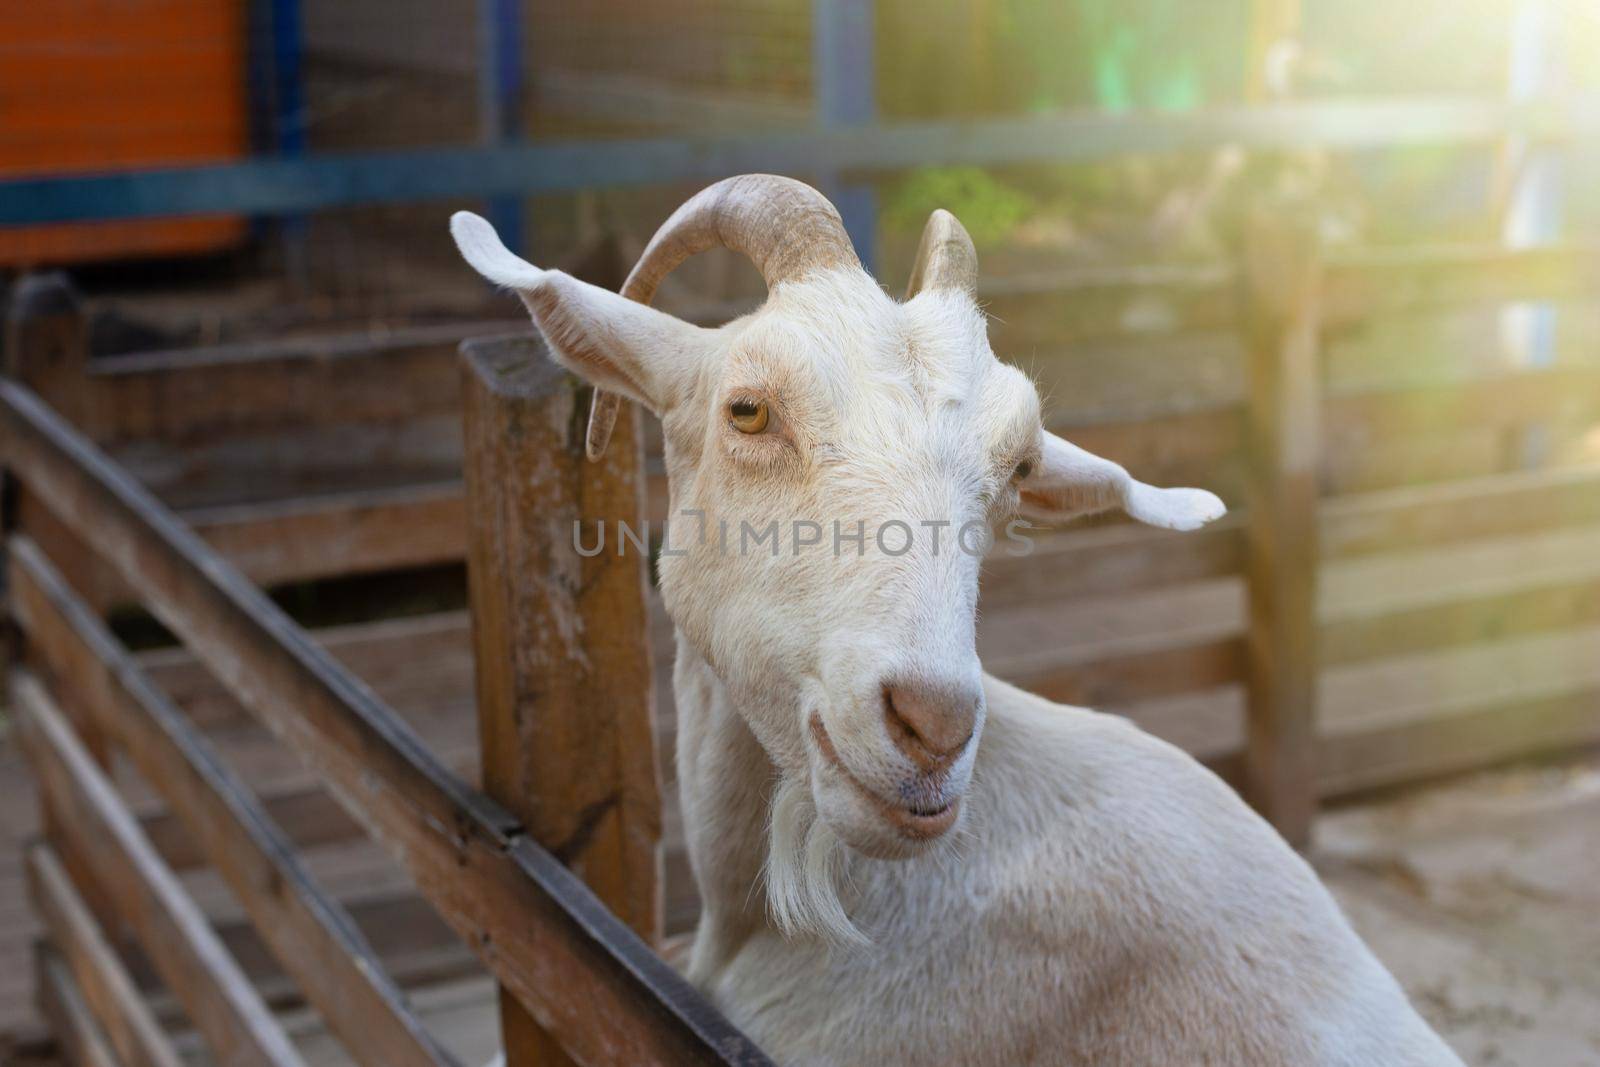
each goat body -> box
[677,652,1460,1066]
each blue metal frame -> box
[269,0,307,157]
[0,99,1588,227]
[268,0,308,272]
[813,0,879,272]
[479,0,526,254]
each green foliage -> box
[883,167,1035,247]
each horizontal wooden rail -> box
[1325,365,1600,442]
[982,518,1246,605]
[0,379,767,1065]
[85,323,522,447]
[1317,684,1600,795]
[14,671,308,1067]
[136,609,475,729]
[1322,243,1600,326]
[988,242,1600,345]
[10,535,460,1067]
[1321,463,1600,558]
[1004,632,1244,708]
[1321,571,1600,667]
[26,843,183,1067]
[100,320,527,376]
[982,263,1236,343]
[182,481,467,587]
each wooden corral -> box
[3,221,1600,1061]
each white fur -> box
[454,208,1461,1066]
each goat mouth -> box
[808,715,960,841]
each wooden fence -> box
[5,214,1600,1060]
[0,338,769,1063]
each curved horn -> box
[585,175,860,459]
[904,209,978,300]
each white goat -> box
[454,175,1460,1067]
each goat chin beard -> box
[762,775,869,948]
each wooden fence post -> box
[3,274,92,430]
[3,274,116,767]
[2,275,115,618]
[460,336,662,1066]
[1240,205,1323,847]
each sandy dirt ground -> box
[1316,757,1600,1066]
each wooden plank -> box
[1321,463,1600,558]
[1325,366,1600,444]
[1014,345,1599,483]
[1317,685,1600,796]
[1322,243,1599,325]
[14,486,124,615]
[1056,405,1242,491]
[0,378,766,1066]
[26,843,182,1067]
[982,263,1236,346]
[9,537,459,1067]
[1320,421,1511,495]
[1240,206,1322,846]
[1003,634,1244,709]
[461,338,663,1067]
[1122,683,1600,803]
[84,321,522,447]
[1322,573,1600,666]
[110,414,464,511]
[35,949,123,1067]
[981,518,1245,606]
[13,671,306,1067]
[140,783,361,870]
[182,481,466,587]
[106,889,475,1031]
[136,609,475,729]
[205,890,475,1015]
[1019,333,1244,432]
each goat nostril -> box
[883,682,976,765]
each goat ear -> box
[451,211,708,412]
[1018,430,1225,531]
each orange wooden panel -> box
[0,0,248,266]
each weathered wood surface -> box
[1315,684,1600,795]
[3,274,93,431]
[10,535,459,1067]
[26,843,183,1067]
[34,949,123,1067]
[183,481,467,587]
[86,320,522,447]
[1321,463,1600,558]
[0,379,766,1066]
[15,671,308,1067]
[1321,242,1600,325]
[461,336,664,1066]
[461,339,663,939]
[1240,207,1323,846]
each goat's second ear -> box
[1018,431,1226,532]
[451,211,709,412]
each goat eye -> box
[729,398,770,434]
[1012,459,1033,481]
